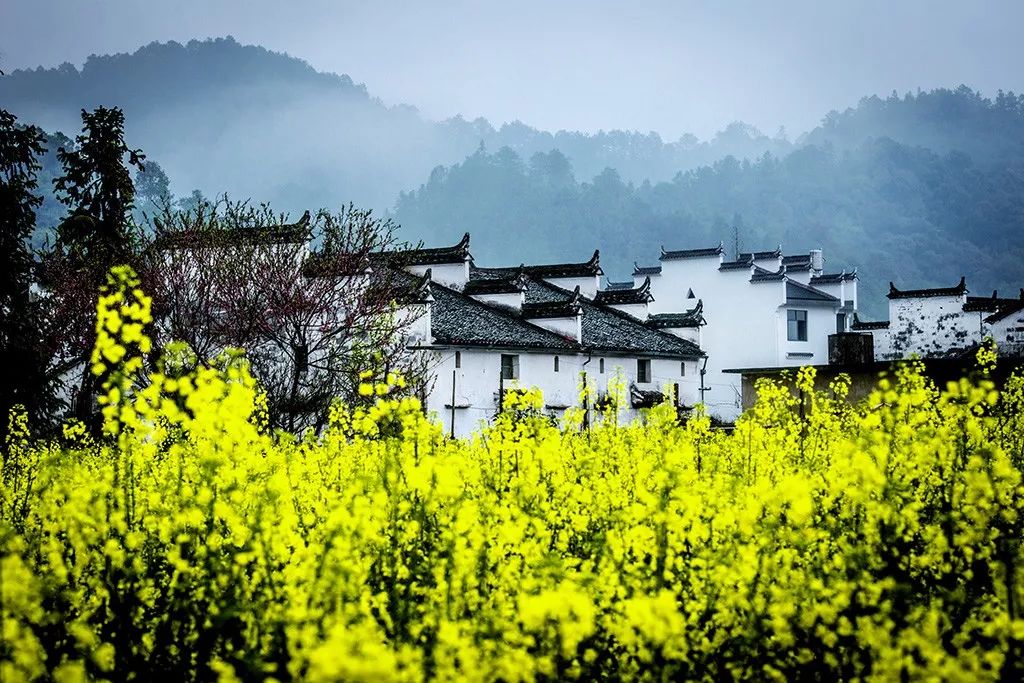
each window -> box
[455,351,461,368]
[500,354,519,380]
[554,356,560,372]
[787,309,808,341]
[680,361,686,376]
[836,313,846,333]
[637,359,652,383]
[599,358,605,374]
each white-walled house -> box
[852,278,1024,360]
[377,236,706,437]
[627,243,857,421]
[149,222,704,437]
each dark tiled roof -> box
[963,290,1023,312]
[888,276,967,300]
[385,232,471,266]
[986,300,1024,324]
[522,286,584,319]
[781,254,812,271]
[810,270,858,285]
[594,277,653,305]
[750,265,786,282]
[851,314,890,331]
[462,272,527,295]
[472,250,602,279]
[428,280,578,351]
[633,263,662,276]
[153,210,311,250]
[786,280,839,304]
[302,251,372,278]
[660,243,724,261]
[605,280,635,291]
[738,247,782,261]
[646,301,705,329]
[393,269,434,305]
[719,255,754,271]
[524,278,704,358]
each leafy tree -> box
[44,106,145,426]
[0,110,58,444]
[134,159,171,207]
[176,188,207,214]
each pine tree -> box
[45,107,145,426]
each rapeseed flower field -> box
[2,267,1023,681]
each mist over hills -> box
[3,37,1024,316]
[0,37,794,210]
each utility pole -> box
[580,356,592,431]
[450,368,457,439]
[699,356,710,405]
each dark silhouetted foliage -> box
[0,110,59,443]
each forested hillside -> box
[395,129,1024,316]
[0,37,788,213]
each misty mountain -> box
[394,133,1024,317]
[803,86,1024,164]
[5,37,1024,316]
[0,37,792,213]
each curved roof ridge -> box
[660,242,724,260]
[888,276,968,299]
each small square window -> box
[637,359,652,383]
[500,354,519,380]
[787,309,808,341]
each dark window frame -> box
[500,353,519,380]
[637,358,652,383]
[787,309,808,342]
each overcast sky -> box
[3,0,1024,139]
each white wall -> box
[423,349,700,437]
[401,303,432,345]
[525,315,582,342]
[409,261,469,288]
[659,325,701,346]
[469,291,524,311]
[606,302,649,320]
[542,275,600,298]
[775,305,833,366]
[425,349,583,437]
[812,278,857,310]
[649,256,785,421]
[886,294,978,359]
[990,311,1024,357]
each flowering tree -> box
[140,197,431,431]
